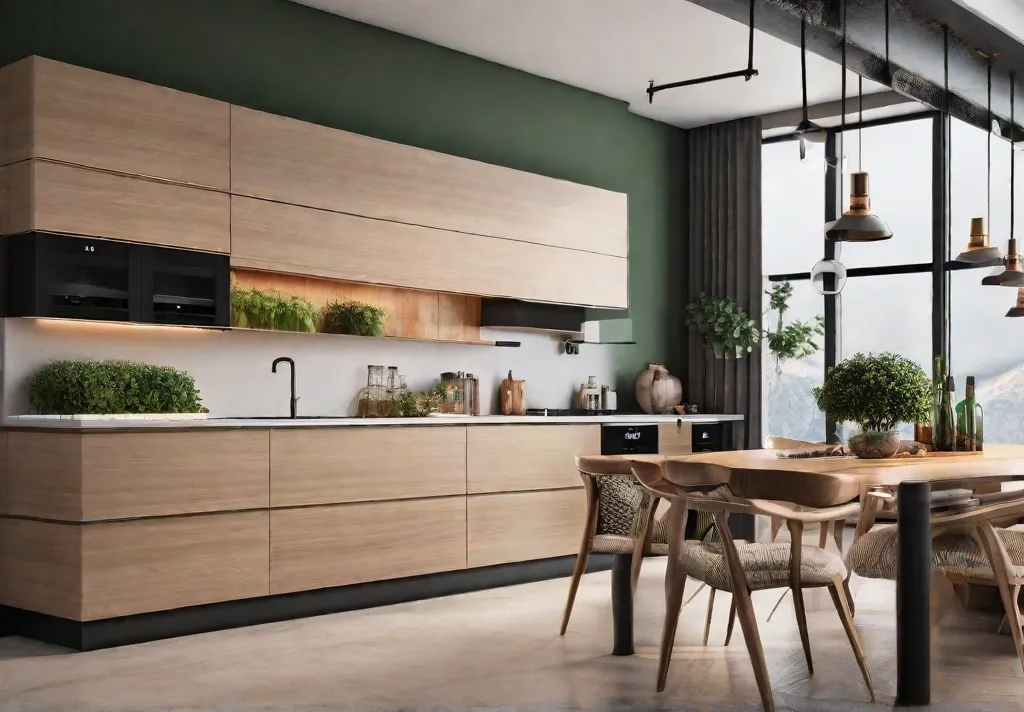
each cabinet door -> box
[231,106,627,256]
[231,196,627,307]
[466,425,600,494]
[467,490,585,567]
[16,160,229,252]
[659,421,693,456]
[10,57,230,189]
[270,497,467,594]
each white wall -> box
[1,318,616,417]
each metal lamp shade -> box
[826,172,893,242]
[1008,288,1024,317]
[955,217,1003,263]
[982,239,1024,287]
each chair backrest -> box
[631,459,746,516]
[576,455,645,477]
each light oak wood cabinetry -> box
[81,512,269,620]
[231,106,627,257]
[270,497,467,594]
[658,421,693,456]
[467,425,600,494]
[4,160,230,252]
[270,427,467,507]
[1,56,230,188]
[231,196,627,307]
[5,430,269,521]
[467,489,585,568]
[1,517,82,620]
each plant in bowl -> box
[684,294,760,359]
[812,352,932,458]
[28,360,207,415]
[319,300,388,337]
[231,285,317,333]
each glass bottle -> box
[936,375,957,452]
[931,357,945,450]
[956,376,984,452]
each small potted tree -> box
[813,352,932,458]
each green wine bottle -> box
[932,357,945,451]
[956,376,984,452]
[936,376,957,452]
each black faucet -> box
[272,357,298,418]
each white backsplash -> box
[0,318,616,418]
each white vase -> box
[635,363,683,414]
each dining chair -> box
[560,456,670,635]
[631,459,872,711]
[847,486,1024,672]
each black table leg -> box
[611,552,634,655]
[896,481,931,706]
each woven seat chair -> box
[631,459,871,712]
[847,486,1024,672]
[559,456,672,636]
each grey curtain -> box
[686,117,762,449]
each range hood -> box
[479,299,634,344]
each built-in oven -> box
[600,423,659,455]
[2,232,230,327]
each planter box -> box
[7,413,209,422]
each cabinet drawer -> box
[270,497,467,594]
[270,427,467,507]
[7,160,230,252]
[658,421,693,456]
[230,196,627,307]
[5,57,230,189]
[467,425,599,494]
[231,105,626,256]
[467,490,585,568]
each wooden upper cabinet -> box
[7,160,230,252]
[230,106,627,257]
[1,57,230,189]
[231,196,628,307]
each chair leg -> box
[818,523,829,550]
[724,597,737,646]
[703,588,716,646]
[631,497,660,593]
[765,589,789,623]
[833,519,846,554]
[843,578,856,618]
[930,572,958,628]
[770,516,783,542]
[787,519,813,674]
[829,575,876,702]
[998,612,1009,635]
[717,514,775,712]
[656,501,689,692]
[975,525,1024,675]
[682,582,708,608]
[560,482,599,636]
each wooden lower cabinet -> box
[467,425,599,494]
[270,497,467,595]
[658,421,693,456]
[467,489,586,568]
[0,512,269,621]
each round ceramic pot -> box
[848,430,900,459]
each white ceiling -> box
[290,0,888,128]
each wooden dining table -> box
[603,444,1024,707]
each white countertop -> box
[3,413,744,429]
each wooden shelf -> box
[18,317,520,347]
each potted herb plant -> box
[812,352,932,458]
[27,360,207,418]
[230,284,317,333]
[319,300,388,337]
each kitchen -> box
[0,55,741,651]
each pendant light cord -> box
[800,13,808,123]
[858,76,863,170]
[884,0,890,77]
[988,60,992,231]
[1012,73,1016,242]
[840,0,846,180]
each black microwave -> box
[2,232,229,327]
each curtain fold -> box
[686,117,762,449]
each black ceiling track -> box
[687,0,1024,140]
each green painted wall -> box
[0,0,687,397]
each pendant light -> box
[826,0,892,242]
[794,10,825,161]
[957,58,1003,263]
[984,71,1024,287]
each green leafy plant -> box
[812,352,932,432]
[319,300,388,337]
[231,285,317,333]
[763,282,825,371]
[685,294,760,358]
[28,360,207,415]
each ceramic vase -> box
[635,363,683,414]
